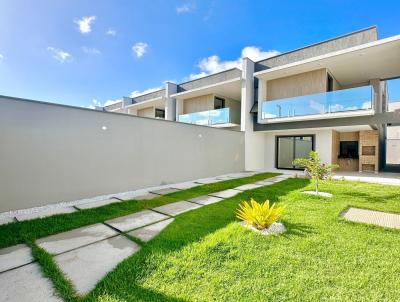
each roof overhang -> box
[254,35,400,86]
[171,77,242,101]
[125,97,164,110]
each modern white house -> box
[104,26,400,173]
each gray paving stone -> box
[105,210,168,232]
[130,193,160,200]
[342,207,400,229]
[234,183,263,191]
[75,198,122,210]
[128,218,174,242]
[0,244,33,273]
[0,216,14,226]
[0,262,62,302]
[255,180,275,186]
[194,177,223,184]
[150,188,180,195]
[15,206,77,222]
[170,181,201,190]
[54,235,140,295]
[152,201,202,216]
[209,189,241,199]
[188,195,224,205]
[37,223,118,255]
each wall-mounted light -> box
[101,126,108,131]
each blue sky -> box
[1,0,400,108]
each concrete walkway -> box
[342,207,400,229]
[0,173,290,300]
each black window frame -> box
[275,135,315,170]
[214,96,225,110]
[155,108,165,119]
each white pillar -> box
[257,79,267,123]
[165,82,178,121]
[241,58,266,171]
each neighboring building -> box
[103,26,400,173]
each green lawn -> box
[82,179,400,302]
[0,172,278,249]
[3,176,400,301]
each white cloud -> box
[132,42,148,58]
[89,98,121,109]
[188,46,280,80]
[82,46,101,55]
[106,29,117,36]
[47,47,72,63]
[130,87,162,98]
[74,16,96,34]
[176,3,195,14]
[0,54,3,62]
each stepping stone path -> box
[150,188,181,195]
[15,206,77,221]
[152,201,202,216]
[37,223,118,255]
[209,189,242,199]
[188,195,223,205]
[342,207,400,229]
[194,177,224,184]
[0,244,33,273]
[105,210,169,232]
[75,198,122,210]
[0,216,14,226]
[0,263,62,302]
[54,235,139,295]
[0,173,291,300]
[128,218,174,242]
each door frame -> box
[275,135,315,170]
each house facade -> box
[103,26,400,173]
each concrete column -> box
[122,97,132,114]
[370,79,382,113]
[241,58,266,171]
[165,82,178,121]
[257,79,267,123]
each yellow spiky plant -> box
[236,199,284,230]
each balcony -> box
[261,85,374,121]
[178,108,240,127]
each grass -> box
[77,178,400,302]
[0,172,278,249]
[3,176,400,301]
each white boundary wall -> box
[0,96,244,212]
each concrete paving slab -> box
[0,216,14,226]
[209,189,241,199]
[105,210,168,232]
[134,193,160,200]
[0,262,62,302]
[170,182,201,190]
[0,244,33,273]
[15,206,77,222]
[255,180,275,186]
[342,207,400,229]
[75,198,122,210]
[37,223,118,255]
[54,235,139,295]
[188,195,224,205]
[234,183,263,191]
[194,177,223,184]
[127,218,174,242]
[150,188,180,195]
[152,201,202,216]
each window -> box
[155,109,165,119]
[327,74,334,92]
[276,135,314,170]
[214,97,225,109]
[339,141,359,159]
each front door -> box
[276,135,314,170]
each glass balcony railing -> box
[178,108,240,126]
[261,85,373,120]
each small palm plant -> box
[236,198,284,230]
[293,150,338,194]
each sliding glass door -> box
[276,135,314,170]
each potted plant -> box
[293,150,338,197]
[236,198,285,235]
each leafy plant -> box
[293,150,338,194]
[236,199,284,230]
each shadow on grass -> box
[85,178,309,302]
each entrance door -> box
[276,135,314,170]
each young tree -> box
[293,151,338,194]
